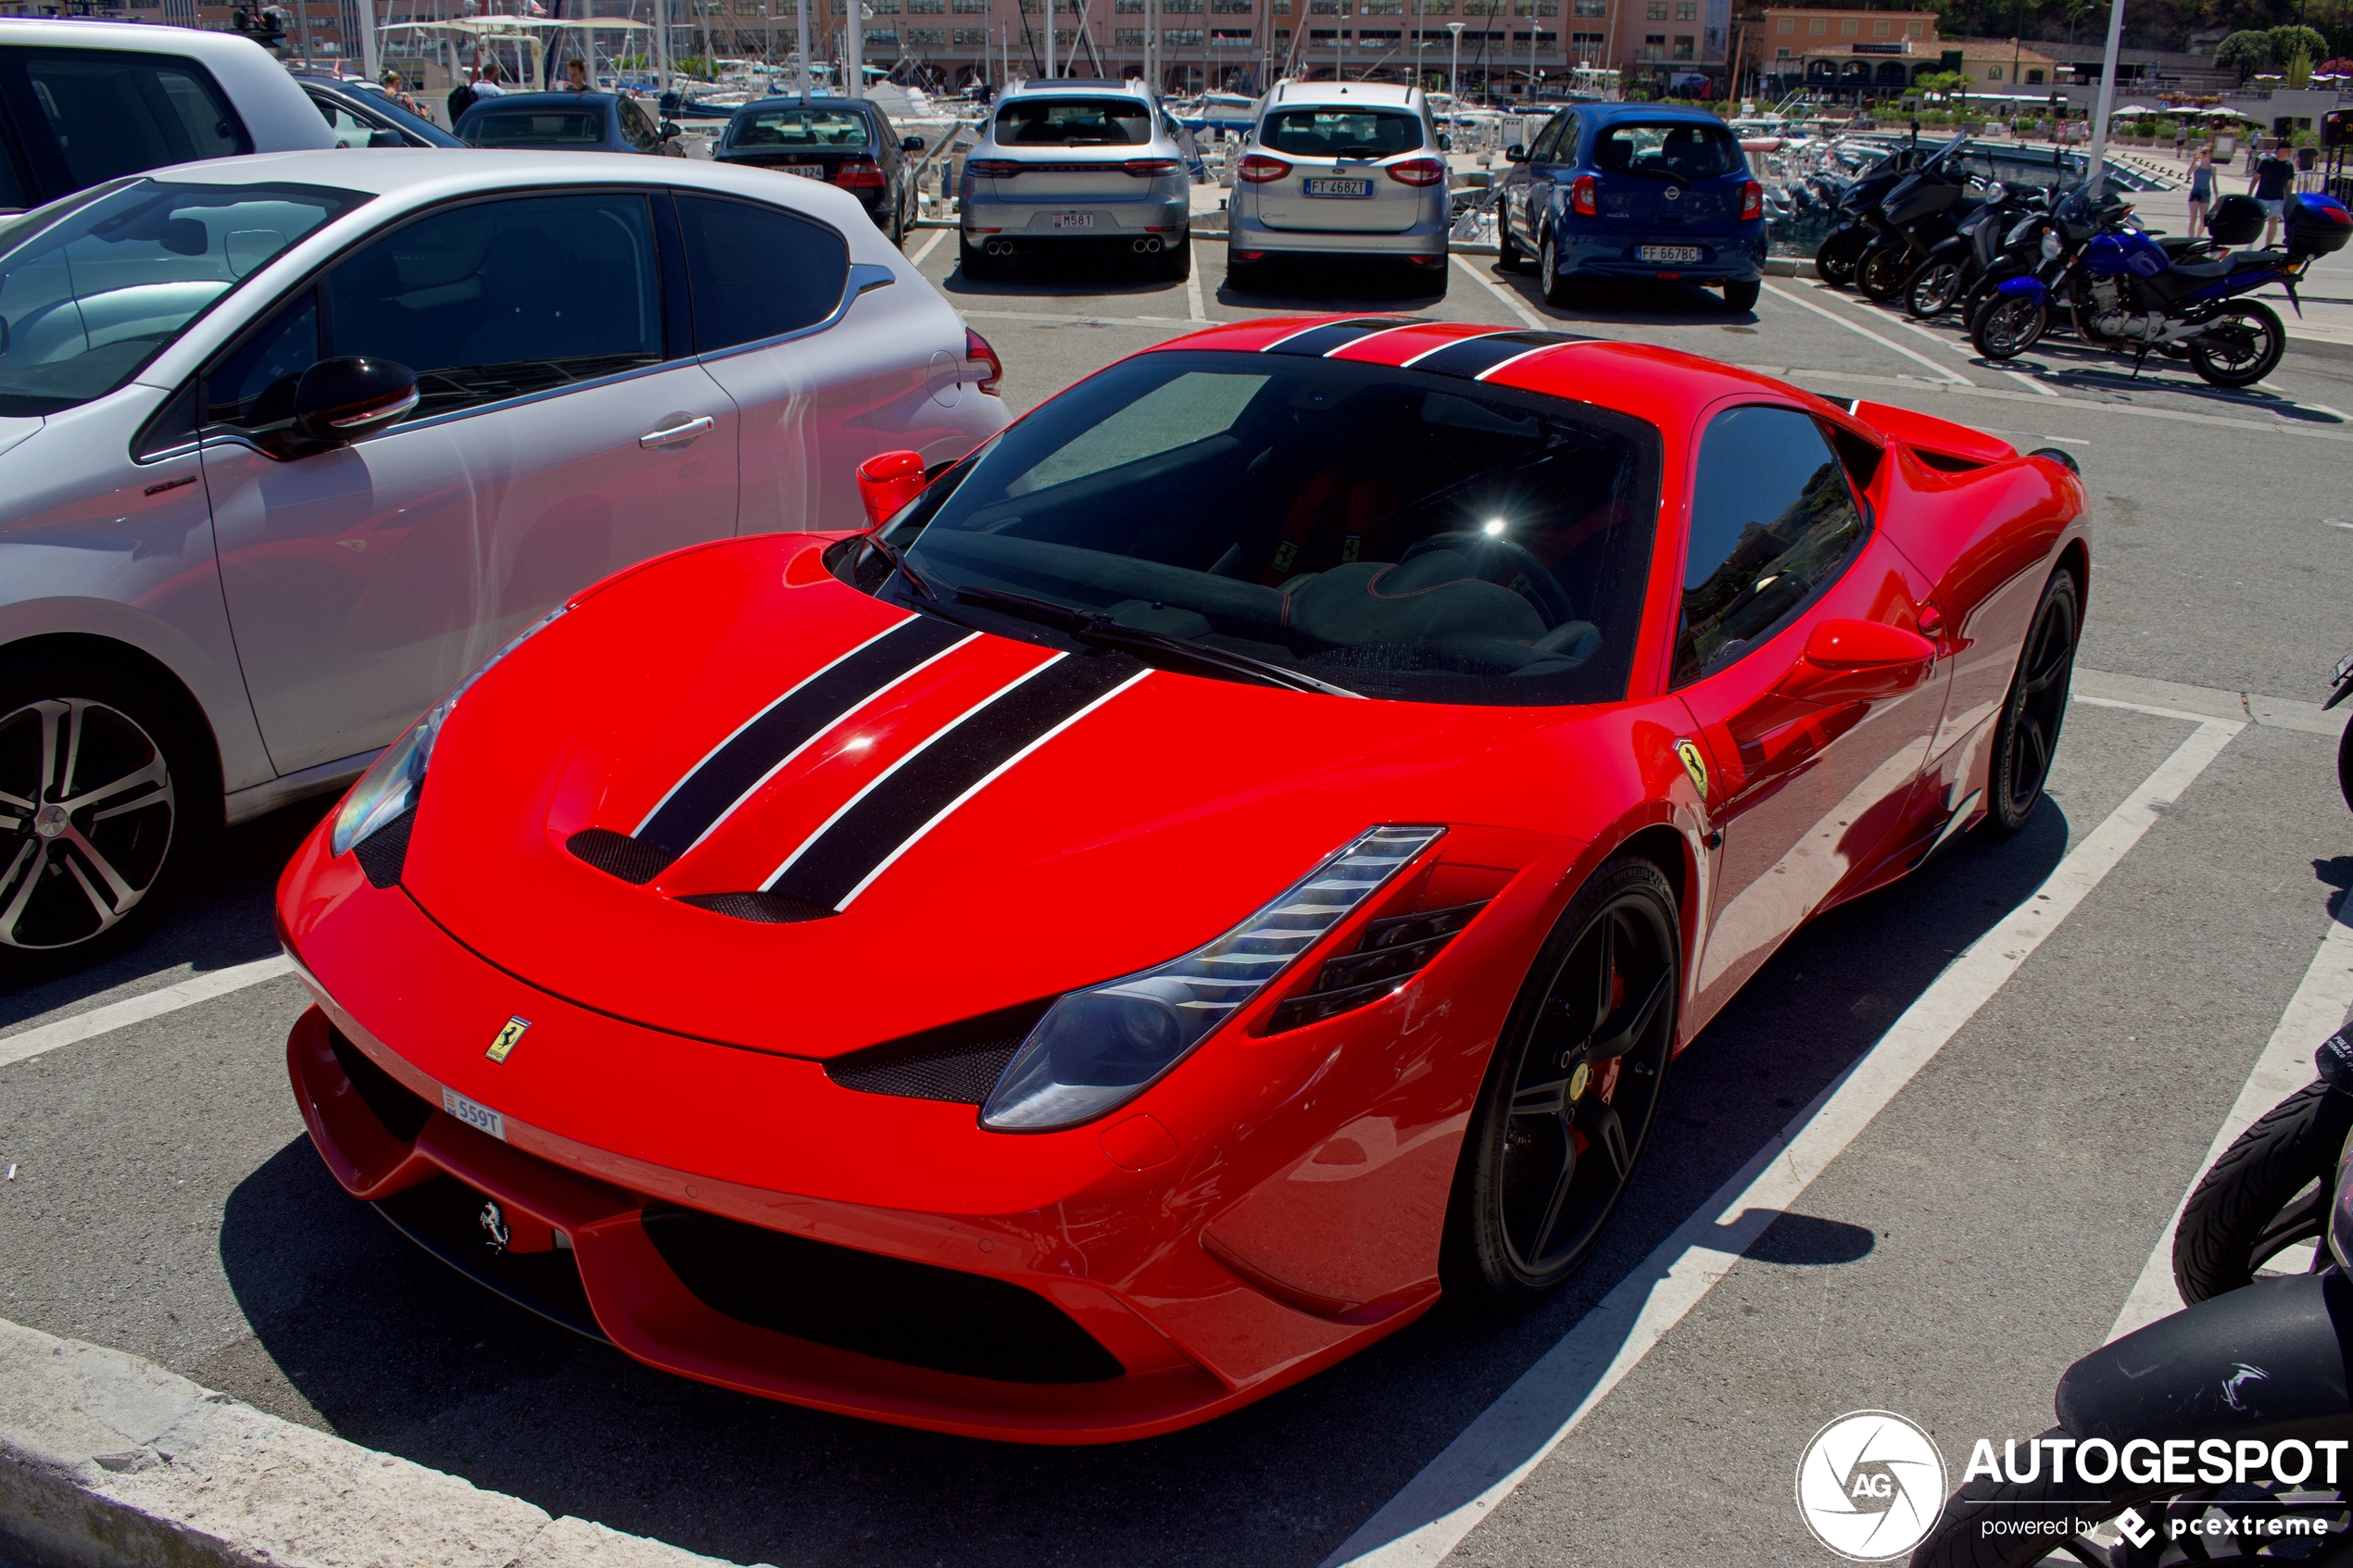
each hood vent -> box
[1268,899,1488,1033]
[674,891,836,924]
[566,828,678,885]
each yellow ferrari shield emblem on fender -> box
[1676,740,1709,801]
[484,1016,531,1064]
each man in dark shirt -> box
[2251,138,2295,247]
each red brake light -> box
[1237,154,1290,182]
[1386,157,1446,187]
[1123,157,1181,177]
[1570,174,1597,217]
[1740,179,1763,222]
[966,158,1021,179]
[837,159,887,190]
[964,326,1002,397]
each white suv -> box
[1226,80,1451,294]
[959,78,1194,281]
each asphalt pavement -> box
[6,229,2353,1568]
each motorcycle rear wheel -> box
[2172,1078,2353,1304]
[1906,258,1963,319]
[1815,227,1866,289]
[1971,293,2047,360]
[1856,244,1912,301]
[2191,300,2286,388]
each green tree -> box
[2266,23,2328,61]
[2212,27,2271,80]
[2285,44,2312,82]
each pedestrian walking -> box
[472,60,507,98]
[2188,144,2215,236]
[2250,136,2294,247]
[445,68,477,125]
[2174,121,2188,157]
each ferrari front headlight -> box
[329,605,569,857]
[979,825,1445,1132]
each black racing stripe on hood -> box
[1408,330,1586,381]
[636,616,971,856]
[766,654,1145,911]
[1263,318,1417,358]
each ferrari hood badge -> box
[1676,739,1709,801]
[484,1015,532,1064]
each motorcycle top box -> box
[2206,192,2265,245]
[2286,192,2353,257]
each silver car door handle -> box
[639,415,715,448]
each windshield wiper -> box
[953,584,1363,699]
[860,528,948,602]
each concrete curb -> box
[0,1317,762,1568]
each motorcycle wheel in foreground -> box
[2333,648,2353,812]
[1973,285,2051,360]
[1912,1076,2353,1567]
[2171,1031,2353,1305]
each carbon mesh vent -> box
[824,998,1055,1105]
[675,891,836,923]
[641,1204,1124,1384]
[354,807,416,890]
[565,828,677,885]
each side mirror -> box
[660,120,683,140]
[368,127,404,148]
[902,134,925,151]
[857,448,927,529]
[1504,143,1529,162]
[1438,132,1453,151]
[1779,618,1936,703]
[291,357,419,446]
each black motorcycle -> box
[1855,140,1983,302]
[1814,142,1928,290]
[1912,1032,2353,1566]
[1906,182,2050,321]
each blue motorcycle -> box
[1972,187,2351,388]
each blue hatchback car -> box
[1496,104,1764,311]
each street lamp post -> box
[1447,18,1461,100]
[796,0,809,89]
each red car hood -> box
[401,535,1554,1059]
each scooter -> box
[1854,143,1983,302]
[1911,1034,2353,1566]
[1905,182,2050,321]
[1814,139,1939,289]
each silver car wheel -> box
[0,697,176,951]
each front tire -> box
[2191,299,2285,388]
[1856,243,1911,301]
[1443,855,1679,1301]
[1815,225,1866,288]
[1984,568,2080,834]
[1971,291,2047,360]
[1906,257,1962,319]
[2338,716,2353,814]
[2172,1079,2353,1305]
[1722,278,1760,312]
[0,651,217,980]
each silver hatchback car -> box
[959,79,1194,280]
[0,150,1008,975]
[1226,80,1452,294]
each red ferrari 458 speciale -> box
[279,316,2087,1443]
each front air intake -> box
[825,999,1057,1104]
[1267,900,1489,1033]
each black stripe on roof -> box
[768,655,1141,911]
[637,616,968,856]
[1408,330,1585,381]
[1262,318,1417,358]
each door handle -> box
[639,415,715,449]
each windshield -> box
[1592,121,1743,180]
[345,83,461,146]
[993,97,1151,146]
[0,179,362,419]
[877,351,1661,707]
[463,107,605,146]
[726,105,871,148]
[1260,108,1425,158]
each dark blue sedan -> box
[455,92,686,157]
[1496,104,1764,312]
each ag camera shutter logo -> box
[1796,1410,1948,1561]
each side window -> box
[205,286,319,428]
[1557,115,1580,165]
[17,50,249,191]
[619,100,659,151]
[310,91,382,149]
[1672,406,1866,687]
[324,193,663,419]
[1529,113,1568,163]
[673,194,848,354]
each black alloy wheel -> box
[0,659,213,976]
[2191,299,2286,389]
[1906,257,1962,319]
[1446,856,1679,1298]
[1986,568,2080,834]
[1971,291,2047,360]
[1856,243,1912,301]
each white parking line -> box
[1762,282,1971,385]
[0,955,297,1071]
[1322,704,2243,1568]
[1832,285,1981,358]
[2105,898,2353,1343]
[1186,260,1208,323]
[907,228,949,268]
[2003,369,2062,397]
[1451,252,1550,332]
